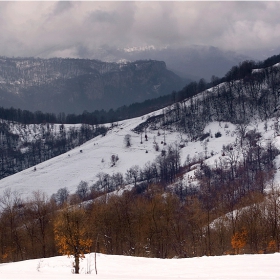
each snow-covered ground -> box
[1,252,280,279]
[1,108,280,199]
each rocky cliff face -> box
[0,57,184,114]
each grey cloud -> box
[76,44,93,59]
[87,10,117,23]
[0,1,280,59]
[52,1,73,16]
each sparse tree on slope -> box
[75,181,89,201]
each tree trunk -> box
[74,254,80,274]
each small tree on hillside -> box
[53,187,69,206]
[54,205,92,274]
[75,181,89,201]
[126,165,140,187]
[111,154,119,167]
[124,134,131,147]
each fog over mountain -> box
[89,45,251,82]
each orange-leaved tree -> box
[54,205,92,274]
[231,228,247,254]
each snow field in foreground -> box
[1,253,280,279]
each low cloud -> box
[0,2,279,59]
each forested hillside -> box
[1,54,280,264]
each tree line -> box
[1,175,280,271]
[0,93,174,125]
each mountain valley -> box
[1,53,280,270]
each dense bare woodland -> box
[1,56,280,272]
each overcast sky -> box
[0,1,280,59]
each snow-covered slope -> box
[1,103,280,199]
[0,112,181,198]
[1,252,280,279]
